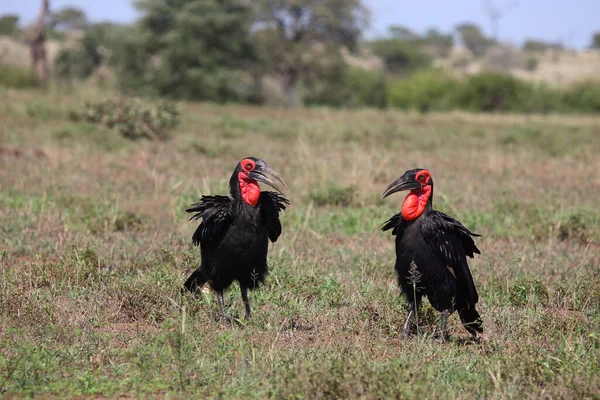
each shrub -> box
[563,82,600,113]
[453,72,526,112]
[0,15,19,36]
[525,57,538,71]
[387,69,460,112]
[509,277,549,307]
[54,34,103,81]
[0,64,39,89]
[70,96,180,141]
[517,83,564,113]
[384,70,600,114]
[305,67,387,109]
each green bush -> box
[517,83,564,114]
[305,67,387,109]
[0,14,19,35]
[455,73,563,113]
[0,64,39,89]
[509,277,549,307]
[453,72,525,112]
[525,57,538,71]
[387,69,459,112]
[70,96,180,141]
[385,70,600,114]
[563,82,600,113]
[54,30,106,82]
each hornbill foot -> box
[401,309,415,339]
[240,286,251,322]
[457,334,481,345]
[181,285,202,300]
[216,291,231,326]
[435,332,451,344]
[468,333,482,343]
[436,309,450,343]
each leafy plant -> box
[70,96,180,140]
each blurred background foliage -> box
[1,0,599,112]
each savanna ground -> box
[1,87,599,399]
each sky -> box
[2,0,599,49]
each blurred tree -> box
[482,0,518,40]
[25,0,49,87]
[421,28,454,57]
[523,39,563,52]
[121,0,256,102]
[591,32,600,50]
[368,25,437,75]
[253,0,369,105]
[55,22,136,85]
[83,23,133,63]
[388,25,417,41]
[0,14,20,36]
[370,39,431,74]
[455,23,492,56]
[48,6,88,31]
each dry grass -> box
[1,88,599,398]
[512,50,600,87]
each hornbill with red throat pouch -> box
[184,157,289,324]
[382,168,483,340]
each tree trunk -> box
[29,0,50,87]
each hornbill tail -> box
[458,306,483,336]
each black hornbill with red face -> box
[381,168,483,340]
[184,157,289,324]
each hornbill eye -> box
[418,174,427,182]
[240,158,256,172]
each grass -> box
[1,88,599,398]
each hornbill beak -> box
[249,160,288,193]
[381,175,421,199]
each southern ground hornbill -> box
[184,157,289,324]
[381,168,483,340]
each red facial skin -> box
[401,170,432,221]
[238,158,260,206]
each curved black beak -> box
[381,176,421,199]
[248,160,288,193]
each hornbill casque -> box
[184,157,289,324]
[381,168,483,340]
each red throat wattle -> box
[402,186,432,221]
[238,172,260,206]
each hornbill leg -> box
[401,307,416,338]
[240,286,251,320]
[216,291,231,325]
[438,310,450,342]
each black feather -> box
[382,212,403,236]
[421,210,481,306]
[259,191,290,242]
[186,195,233,246]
